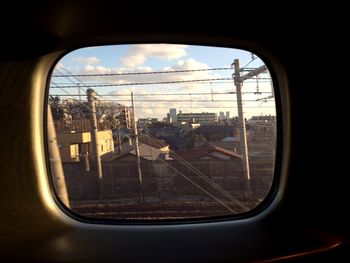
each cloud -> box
[120,44,188,67]
[79,58,218,86]
[83,65,113,74]
[55,63,64,69]
[73,56,101,65]
[101,65,220,118]
[57,59,276,119]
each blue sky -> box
[51,44,275,119]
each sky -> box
[50,44,276,120]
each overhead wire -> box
[157,157,237,213]
[241,53,258,71]
[169,151,248,210]
[52,80,271,86]
[49,98,274,103]
[50,91,272,97]
[50,78,233,88]
[52,67,233,77]
[50,63,275,209]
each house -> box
[109,134,170,162]
[176,142,242,161]
[57,130,114,162]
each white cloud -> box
[94,66,112,74]
[83,65,95,72]
[98,58,221,119]
[120,44,188,67]
[55,63,65,69]
[79,58,216,85]
[53,61,274,119]
[67,58,254,119]
[73,56,101,65]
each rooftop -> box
[176,142,242,161]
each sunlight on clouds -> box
[80,58,217,87]
[56,63,64,69]
[83,65,112,74]
[174,59,209,69]
[121,54,146,68]
[94,66,112,74]
[53,45,275,120]
[83,65,96,72]
[73,56,101,65]
[121,44,188,67]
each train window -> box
[47,44,277,221]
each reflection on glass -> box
[48,44,276,220]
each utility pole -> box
[116,119,122,154]
[47,105,70,208]
[233,59,251,183]
[233,59,268,194]
[87,89,103,180]
[131,92,144,203]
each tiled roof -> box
[138,134,169,149]
[176,142,242,161]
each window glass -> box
[70,144,79,159]
[48,44,277,220]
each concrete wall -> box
[57,130,114,162]
[57,132,91,162]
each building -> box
[248,115,276,141]
[112,134,170,161]
[247,115,276,161]
[169,108,177,123]
[248,115,276,125]
[119,105,133,129]
[177,112,218,125]
[219,111,230,121]
[57,130,114,162]
[176,142,241,161]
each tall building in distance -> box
[177,112,218,125]
[118,105,133,129]
[169,108,177,123]
[219,111,230,121]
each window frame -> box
[43,43,290,225]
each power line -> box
[241,53,258,70]
[63,106,274,109]
[55,67,90,91]
[127,106,275,108]
[49,98,273,102]
[50,78,233,88]
[52,67,233,77]
[49,91,272,97]
[157,157,237,213]
[169,150,248,210]
[52,79,271,86]
[54,68,87,98]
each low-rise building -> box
[176,142,241,161]
[57,130,114,162]
[177,112,218,125]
